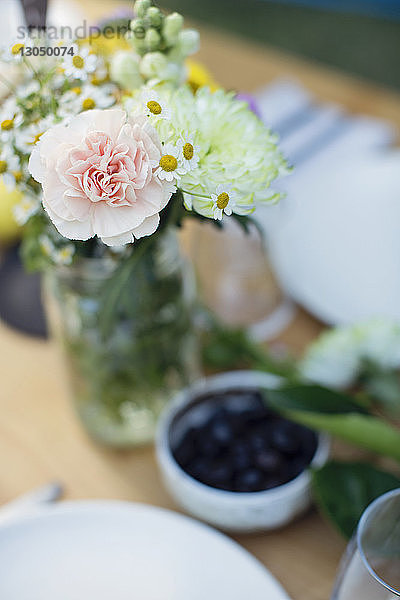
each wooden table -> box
[2,4,400,599]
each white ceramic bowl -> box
[156,371,329,533]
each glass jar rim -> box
[357,488,400,596]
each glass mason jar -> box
[44,229,201,448]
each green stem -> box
[180,189,211,200]
[23,57,42,87]
[99,192,187,340]
[99,235,154,340]
[0,73,16,92]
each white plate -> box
[266,151,400,325]
[0,501,291,600]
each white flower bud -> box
[134,0,151,19]
[146,6,163,28]
[163,12,184,44]
[177,29,200,57]
[161,62,186,85]
[110,51,143,90]
[145,27,161,51]
[130,36,147,55]
[139,51,168,80]
[130,18,146,39]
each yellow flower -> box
[0,178,22,244]
[186,59,218,92]
[81,35,130,57]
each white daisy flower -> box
[211,184,237,220]
[15,79,41,98]
[54,244,75,266]
[62,44,97,81]
[59,83,116,118]
[0,98,23,144]
[0,40,29,63]
[148,86,288,221]
[141,89,171,120]
[91,58,109,85]
[155,143,188,182]
[0,147,21,190]
[39,235,56,259]
[15,116,56,154]
[13,195,39,225]
[176,132,200,171]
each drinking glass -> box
[332,488,400,599]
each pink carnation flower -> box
[29,108,175,246]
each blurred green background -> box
[160,0,400,90]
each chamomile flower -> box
[62,44,97,81]
[15,79,41,99]
[176,132,200,171]
[15,116,55,153]
[13,195,39,225]
[211,184,237,220]
[0,98,23,143]
[59,83,116,118]
[54,244,75,266]
[0,147,22,190]
[148,86,288,219]
[141,89,171,120]
[155,143,187,182]
[39,235,56,259]
[0,40,27,63]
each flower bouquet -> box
[0,0,288,447]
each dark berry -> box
[270,423,300,455]
[235,468,264,492]
[209,419,233,446]
[286,457,308,481]
[231,443,253,471]
[249,433,268,452]
[207,461,234,488]
[196,433,221,459]
[173,428,198,467]
[264,477,285,490]
[186,457,212,483]
[255,448,284,473]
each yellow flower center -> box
[82,97,96,110]
[71,86,82,95]
[11,43,24,55]
[1,119,14,131]
[91,74,106,86]
[183,143,194,160]
[59,248,72,260]
[159,155,178,172]
[32,132,44,145]
[72,55,84,69]
[0,160,7,174]
[147,100,162,115]
[217,192,230,210]
[13,170,23,182]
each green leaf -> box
[265,385,367,414]
[201,316,296,378]
[287,411,400,462]
[312,461,400,538]
[231,214,265,240]
[265,385,400,462]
